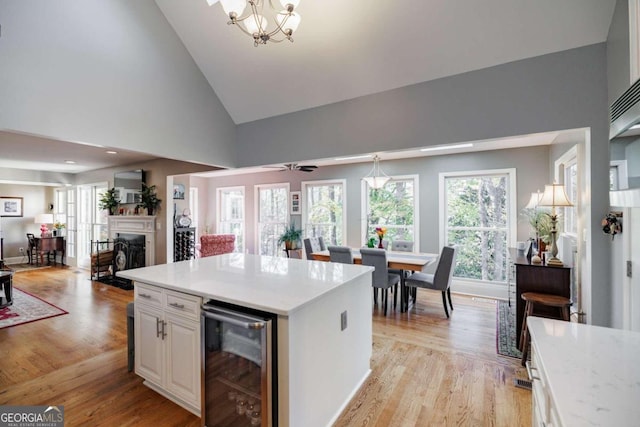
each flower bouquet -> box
[375,226,387,249]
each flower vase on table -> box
[375,226,387,249]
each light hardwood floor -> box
[0,267,531,426]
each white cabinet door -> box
[135,304,164,384]
[165,312,201,405]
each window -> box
[217,186,244,253]
[255,183,289,257]
[555,146,578,237]
[362,176,418,248]
[302,180,346,245]
[440,169,516,283]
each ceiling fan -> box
[264,163,318,172]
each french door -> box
[76,183,108,269]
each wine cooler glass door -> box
[202,304,272,427]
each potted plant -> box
[278,223,303,250]
[522,210,553,250]
[138,182,162,215]
[99,188,120,215]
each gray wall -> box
[202,145,550,257]
[0,0,236,168]
[607,0,631,105]
[236,44,611,327]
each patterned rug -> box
[0,288,68,329]
[496,300,522,359]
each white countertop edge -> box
[117,254,374,316]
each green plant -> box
[98,188,120,214]
[278,223,303,249]
[138,183,162,213]
[522,210,553,244]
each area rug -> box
[496,300,522,359]
[0,288,68,329]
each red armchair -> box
[200,234,236,257]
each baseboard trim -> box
[451,279,508,301]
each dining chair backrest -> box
[328,245,353,264]
[304,237,326,260]
[360,248,390,288]
[391,240,414,252]
[432,246,457,291]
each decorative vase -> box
[53,230,57,237]
[378,237,384,249]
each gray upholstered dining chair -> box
[360,248,401,316]
[303,236,326,260]
[391,240,414,252]
[327,245,353,264]
[404,246,457,318]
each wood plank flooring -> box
[0,267,530,426]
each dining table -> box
[311,248,438,312]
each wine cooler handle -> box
[202,306,266,330]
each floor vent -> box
[514,378,532,390]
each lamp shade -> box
[525,191,542,209]
[35,213,54,224]
[538,184,573,207]
[363,176,390,189]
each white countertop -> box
[117,253,373,316]
[528,317,640,426]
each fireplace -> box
[113,233,146,271]
[108,216,156,268]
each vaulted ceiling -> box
[0,0,616,175]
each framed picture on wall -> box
[0,197,23,217]
[173,184,185,200]
[290,191,301,215]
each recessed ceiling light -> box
[106,150,118,154]
[420,143,474,152]
[334,155,372,161]
[64,160,76,164]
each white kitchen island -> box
[118,253,374,427]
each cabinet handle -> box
[525,361,540,381]
[169,302,185,309]
[162,320,167,339]
[156,317,163,338]
[139,293,152,299]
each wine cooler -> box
[201,301,277,427]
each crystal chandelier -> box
[363,155,391,189]
[208,0,302,47]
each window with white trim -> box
[217,186,244,253]
[302,180,346,245]
[555,146,578,237]
[440,169,516,283]
[362,176,418,249]
[256,183,289,257]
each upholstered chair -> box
[360,248,401,316]
[200,234,236,257]
[404,246,457,318]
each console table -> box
[34,236,66,266]
[508,248,571,343]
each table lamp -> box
[538,183,573,266]
[35,213,54,237]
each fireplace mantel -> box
[108,216,156,267]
